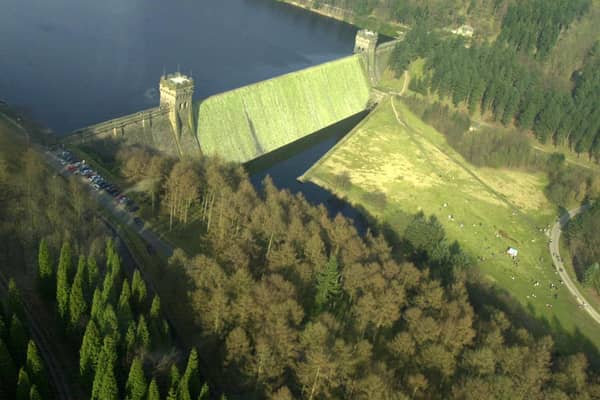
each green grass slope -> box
[195,55,371,163]
[305,97,600,351]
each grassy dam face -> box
[195,55,371,163]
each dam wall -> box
[64,44,379,163]
[195,54,370,163]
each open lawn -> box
[304,96,600,350]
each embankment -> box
[195,55,371,163]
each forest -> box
[110,144,600,399]
[566,202,600,293]
[0,124,212,399]
[390,26,600,159]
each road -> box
[549,204,600,325]
[44,150,174,259]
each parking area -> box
[55,149,140,213]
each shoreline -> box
[275,0,400,37]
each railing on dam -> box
[64,106,170,143]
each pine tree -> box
[91,336,117,400]
[8,278,23,318]
[0,338,17,394]
[178,378,191,400]
[125,357,147,400]
[16,368,31,400]
[118,279,133,332]
[149,295,163,349]
[80,320,101,384]
[149,295,161,319]
[26,341,48,398]
[169,364,181,392]
[29,384,42,400]
[101,304,120,340]
[69,259,88,331]
[314,255,341,314]
[87,256,99,298]
[183,348,201,398]
[100,365,119,400]
[9,315,27,366]
[37,239,54,299]
[166,387,177,400]
[136,316,151,351]
[131,270,147,310]
[198,383,209,400]
[90,289,104,323]
[125,321,136,361]
[147,378,160,400]
[101,268,117,305]
[56,242,72,320]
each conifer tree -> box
[92,336,117,400]
[100,365,119,400]
[314,255,341,314]
[198,383,209,400]
[125,321,136,361]
[169,364,181,392]
[80,320,101,384]
[101,304,119,340]
[166,387,177,400]
[118,279,133,331]
[69,259,88,331]
[183,348,201,398]
[147,378,160,400]
[131,270,147,309]
[29,384,42,400]
[37,239,54,298]
[56,242,72,320]
[87,256,99,299]
[149,295,161,319]
[90,289,103,323]
[0,337,17,394]
[101,267,117,305]
[125,357,147,400]
[8,278,23,318]
[9,315,27,365]
[16,367,31,400]
[136,315,150,351]
[178,379,191,400]
[25,341,48,398]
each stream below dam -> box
[0,0,366,221]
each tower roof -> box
[160,72,194,89]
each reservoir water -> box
[0,0,356,133]
[0,0,364,222]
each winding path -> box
[549,204,600,325]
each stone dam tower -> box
[159,72,194,141]
[354,29,379,85]
[354,29,378,54]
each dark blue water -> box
[247,112,368,230]
[0,0,356,133]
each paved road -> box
[549,204,600,325]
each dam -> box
[63,31,387,163]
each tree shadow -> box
[467,277,600,370]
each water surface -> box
[0,0,356,133]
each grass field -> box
[304,96,600,350]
